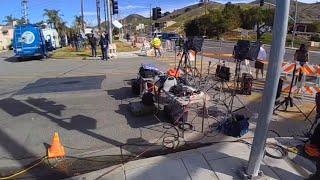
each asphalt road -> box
[0,52,174,173]
[202,40,320,64]
[0,50,315,178]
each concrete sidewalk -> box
[67,138,315,180]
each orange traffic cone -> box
[48,132,65,158]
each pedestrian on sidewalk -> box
[126,33,130,42]
[255,44,267,79]
[151,35,162,57]
[89,34,97,57]
[99,33,109,61]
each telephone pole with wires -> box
[22,0,29,24]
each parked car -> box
[13,24,48,59]
[161,33,180,41]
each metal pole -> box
[246,0,290,177]
[106,0,113,44]
[150,4,152,36]
[103,0,107,30]
[291,0,298,48]
[81,0,85,32]
[96,0,101,31]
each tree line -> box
[184,3,275,39]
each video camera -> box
[184,36,204,53]
[233,40,262,61]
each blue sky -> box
[0,0,318,26]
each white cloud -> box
[80,11,96,16]
[121,5,145,10]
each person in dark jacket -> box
[294,43,309,84]
[89,34,97,57]
[99,33,109,60]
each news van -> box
[13,24,48,59]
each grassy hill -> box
[122,14,149,26]
[122,1,320,34]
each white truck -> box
[42,28,61,49]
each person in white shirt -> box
[255,44,267,79]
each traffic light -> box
[152,7,161,20]
[156,7,162,19]
[152,8,157,20]
[260,0,264,7]
[112,0,118,15]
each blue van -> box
[13,24,48,59]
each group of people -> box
[88,32,110,61]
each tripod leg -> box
[305,105,316,123]
[293,102,312,124]
[273,99,287,113]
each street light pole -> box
[247,0,290,178]
[291,0,298,48]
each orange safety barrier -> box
[48,132,66,158]
[167,68,182,78]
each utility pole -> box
[150,4,152,36]
[291,0,298,48]
[96,0,101,31]
[81,0,85,33]
[103,0,107,30]
[22,0,29,24]
[204,0,208,15]
[106,0,113,44]
[246,0,290,178]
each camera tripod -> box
[273,63,310,122]
[206,60,248,115]
[175,46,201,86]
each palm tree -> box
[3,15,17,26]
[43,9,63,29]
[74,15,82,33]
[43,9,67,37]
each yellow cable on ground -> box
[0,156,47,180]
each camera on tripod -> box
[184,36,204,53]
[233,40,262,61]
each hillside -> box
[122,14,149,26]
[122,1,320,34]
[249,0,320,22]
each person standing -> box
[294,44,309,85]
[151,35,162,57]
[89,34,97,57]
[255,44,267,79]
[126,33,130,42]
[99,33,109,61]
